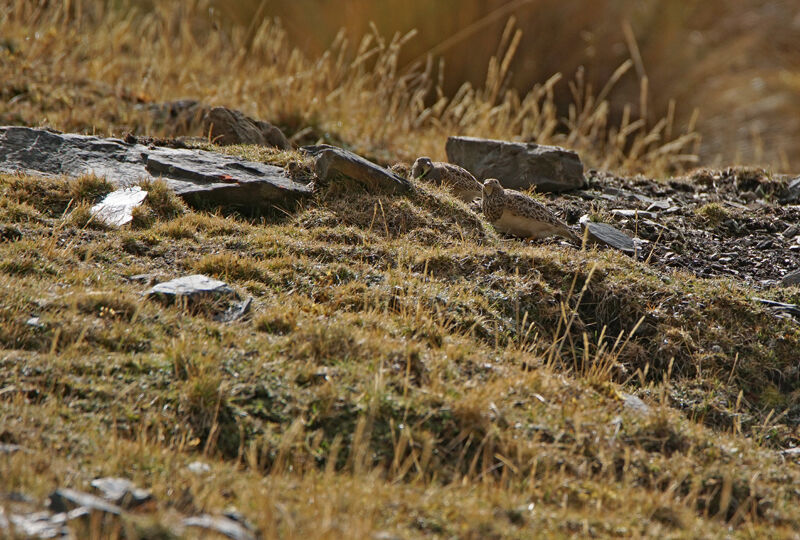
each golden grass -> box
[1,0,699,177]
[0,169,799,536]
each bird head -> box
[411,157,434,179]
[483,178,503,196]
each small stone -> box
[445,136,585,192]
[187,461,211,475]
[782,270,800,287]
[579,216,636,254]
[0,443,23,454]
[90,186,148,227]
[146,275,236,303]
[621,392,650,415]
[307,145,413,194]
[47,488,122,515]
[90,477,152,509]
[25,317,44,329]
[183,514,256,540]
[780,176,800,204]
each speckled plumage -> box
[411,157,483,203]
[481,178,580,243]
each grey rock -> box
[780,176,800,204]
[183,514,256,540]
[306,145,413,194]
[579,216,636,253]
[90,477,152,509]
[47,488,122,515]
[753,297,800,318]
[187,461,212,475]
[782,269,800,287]
[445,136,585,192]
[0,443,24,454]
[90,187,148,227]
[146,275,235,303]
[215,297,253,323]
[621,393,650,415]
[2,509,73,538]
[204,106,291,149]
[0,126,311,211]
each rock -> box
[306,145,413,194]
[579,215,636,254]
[146,275,236,305]
[90,187,148,227]
[0,126,311,212]
[621,392,650,414]
[187,461,212,475]
[203,106,291,149]
[90,477,152,509]
[779,176,800,204]
[445,136,585,192]
[0,225,22,242]
[753,297,800,318]
[214,297,253,323]
[1,509,74,538]
[782,269,800,287]
[47,488,122,515]
[183,514,256,540]
[0,443,23,454]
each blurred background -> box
[212,0,800,170]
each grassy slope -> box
[1,168,800,538]
[1,2,800,538]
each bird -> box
[481,178,581,243]
[410,157,483,203]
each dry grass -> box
[1,0,699,176]
[1,169,800,537]
[1,1,800,538]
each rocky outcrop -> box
[0,126,310,211]
[445,136,585,192]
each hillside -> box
[1,2,800,538]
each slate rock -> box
[90,187,148,227]
[621,392,650,415]
[183,514,256,540]
[146,275,236,304]
[0,126,311,211]
[306,145,413,194]
[47,488,122,516]
[90,477,152,509]
[753,297,800,318]
[1,509,75,539]
[779,176,800,204]
[445,136,585,192]
[611,209,656,220]
[204,106,292,150]
[579,215,636,254]
[782,269,800,287]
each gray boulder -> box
[445,136,585,192]
[307,145,413,194]
[0,126,310,211]
[579,215,636,254]
[203,106,292,149]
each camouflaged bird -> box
[481,178,581,243]
[410,157,483,203]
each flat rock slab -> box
[306,145,413,194]
[579,216,636,253]
[446,136,585,192]
[146,275,235,301]
[0,126,310,211]
[48,488,122,516]
[90,187,148,227]
[90,477,152,509]
[183,514,257,540]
